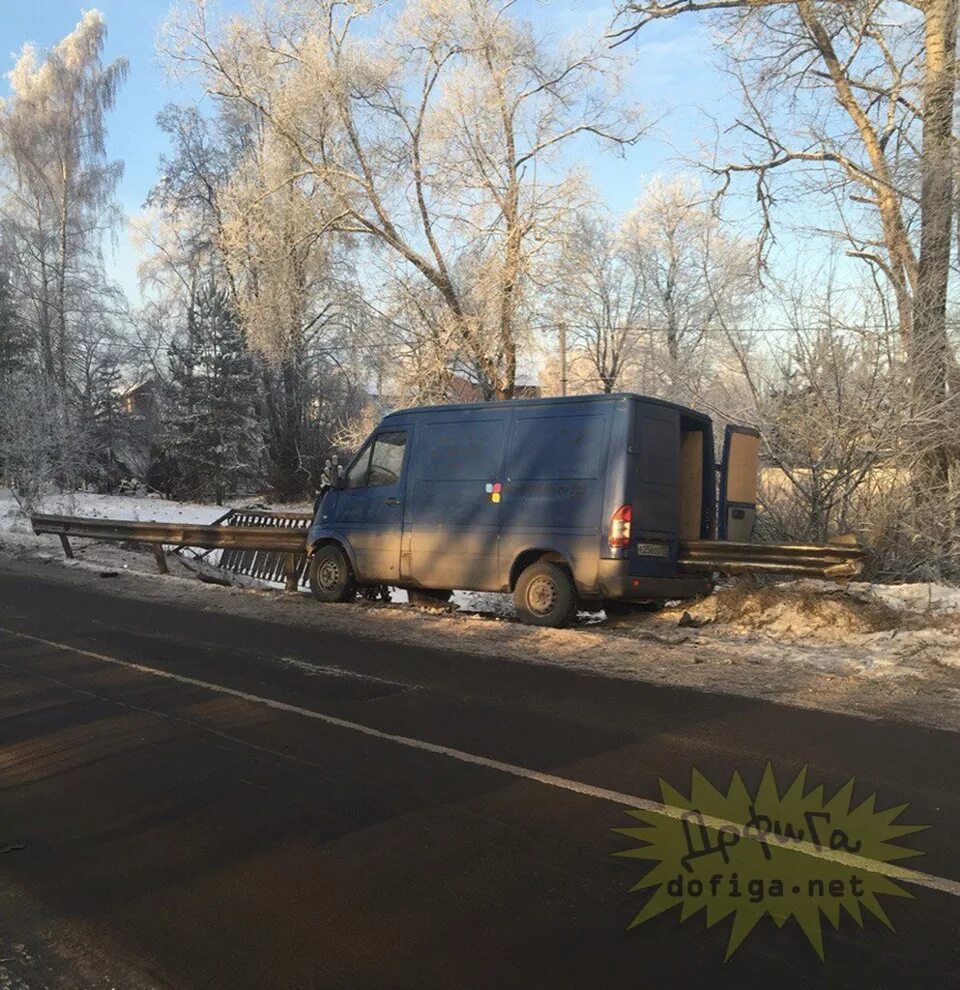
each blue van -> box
[305,393,760,627]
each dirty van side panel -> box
[498,404,612,593]
[333,427,410,582]
[405,411,508,591]
[628,404,680,577]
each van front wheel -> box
[309,545,356,603]
[515,561,577,628]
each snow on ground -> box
[0,488,228,536]
[857,580,960,615]
[1,488,958,732]
[0,488,282,573]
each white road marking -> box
[276,655,407,687]
[1,623,958,898]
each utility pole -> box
[559,321,567,397]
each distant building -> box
[445,375,541,403]
[120,379,161,422]
[117,379,163,479]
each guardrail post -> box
[58,535,74,559]
[151,545,170,575]
[283,553,299,593]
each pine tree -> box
[165,283,262,503]
[0,271,27,382]
[77,353,124,489]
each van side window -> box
[368,432,407,487]
[345,444,372,490]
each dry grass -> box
[667,576,904,639]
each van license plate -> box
[636,542,669,558]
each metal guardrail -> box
[30,511,309,589]
[678,539,863,579]
[219,509,312,588]
[30,513,308,551]
[31,510,863,587]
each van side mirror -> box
[321,455,345,491]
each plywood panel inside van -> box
[679,430,703,539]
[727,432,760,504]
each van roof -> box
[381,391,712,423]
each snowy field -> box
[1,488,958,732]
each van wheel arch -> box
[309,536,348,556]
[509,549,572,590]
[309,537,357,572]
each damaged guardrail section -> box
[30,512,309,589]
[31,511,864,587]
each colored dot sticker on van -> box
[491,493,501,503]
[485,483,494,494]
[493,483,502,493]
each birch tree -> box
[0,10,127,392]
[165,0,644,399]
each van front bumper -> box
[596,559,712,601]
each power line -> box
[314,322,912,354]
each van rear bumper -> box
[596,560,712,601]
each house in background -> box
[446,375,541,403]
[121,379,161,421]
[116,378,163,480]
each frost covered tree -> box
[621,179,756,399]
[140,101,369,499]
[0,12,132,500]
[551,212,645,394]
[74,327,127,489]
[0,10,127,393]
[164,0,645,399]
[613,0,960,547]
[552,180,755,400]
[164,283,261,504]
[219,131,365,498]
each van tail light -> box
[609,504,632,549]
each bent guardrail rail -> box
[219,509,313,588]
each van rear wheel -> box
[309,544,356,603]
[515,561,577,628]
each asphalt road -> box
[0,558,957,989]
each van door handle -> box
[384,497,401,506]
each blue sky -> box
[0,1,726,304]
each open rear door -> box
[719,424,760,541]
